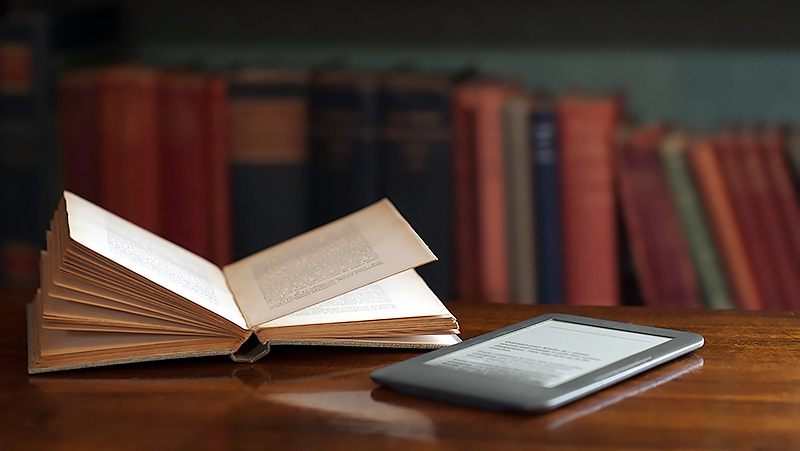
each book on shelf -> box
[615,125,702,308]
[28,191,460,374]
[2,7,125,286]
[659,131,733,309]
[687,139,763,310]
[452,79,520,303]
[530,96,563,305]
[308,69,381,228]
[714,130,785,310]
[451,83,482,302]
[786,128,800,187]
[501,93,537,304]
[0,13,56,285]
[761,128,800,306]
[738,129,800,309]
[59,68,102,205]
[757,127,800,308]
[159,69,232,267]
[60,65,233,267]
[98,64,162,234]
[556,92,622,306]
[379,72,454,301]
[228,69,311,259]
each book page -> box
[224,199,436,328]
[64,192,247,330]
[257,270,450,328]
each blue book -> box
[531,104,563,304]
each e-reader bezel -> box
[371,313,704,413]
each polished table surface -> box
[2,286,800,449]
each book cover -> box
[28,191,460,374]
[738,130,800,309]
[0,13,56,285]
[98,64,161,234]
[786,128,800,188]
[687,139,763,310]
[228,69,310,259]
[531,98,563,305]
[615,125,702,308]
[456,80,519,303]
[308,70,380,228]
[758,128,800,309]
[714,131,784,310]
[207,75,233,266]
[451,84,482,302]
[659,132,733,309]
[159,69,233,266]
[556,93,621,306]
[379,72,454,301]
[501,93,537,304]
[59,68,102,205]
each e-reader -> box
[371,313,704,413]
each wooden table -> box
[2,286,800,449]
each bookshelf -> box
[4,0,800,308]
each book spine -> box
[714,132,784,310]
[207,75,233,266]
[615,126,702,308]
[472,84,515,304]
[761,129,800,308]
[687,140,763,310]
[744,130,800,309]
[786,129,800,190]
[228,70,310,258]
[502,95,537,304]
[308,71,380,228]
[531,103,562,305]
[379,74,454,300]
[557,95,620,306]
[159,70,214,260]
[59,69,102,205]
[0,14,54,285]
[451,86,482,302]
[98,65,161,234]
[659,135,733,309]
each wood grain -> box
[3,287,800,449]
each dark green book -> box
[660,132,734,309]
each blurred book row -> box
[3,12,800,309]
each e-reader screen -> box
[423,319,671,388]
[371,314,703,412]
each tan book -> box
[28,191,460,374]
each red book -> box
[98,65,161,234]
[760,128,800,309]
[59,69,102,205]
[688,140,763,310]
[207,75,233,266]
[556,94,621,306]
[714,131,784,310]
[615,126,702,308]
[159,70,215,262]
[451,84,482,302]
[741,130,800,309]
[452,80,518,303]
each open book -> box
[27,191,460,374]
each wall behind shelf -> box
[115,0,800,130]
